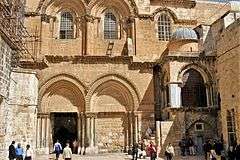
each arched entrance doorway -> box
[38,77,85,153]
[181,69,207,107]
[51,112,78,151]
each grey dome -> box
[171,27,198,41]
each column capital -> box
[37,113,50,118]
[85,112,97,118]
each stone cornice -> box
[164,106,220,113]
[138,13,197,25]
[44,55,155,70]
[150,0,196,9]
[161,55,216,63]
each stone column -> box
[212,83,217,107]
[124,112,129,152]
[78,113,81,143]
[128,112,133,148]
[81,113,85,154]
[155,121,161,148]
[205,83,211,107]
[90,116,95,147]
[46,114,50,151]
[137,113,142,142]
[168,82,182,108]
[134,113,138,143]
[36,116,41,148]
[209,85,213,107]
[86,115,91,147]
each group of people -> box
[227,144,240,160]
[178,137,196,156]
[8,141,33,160]
[131,140,175,160]
[131,141,157,160]
[202,139,240,160]
[53,140,73,160]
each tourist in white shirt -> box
[24,144,33,160]
[63,143,72,160]
[165,143,175,160]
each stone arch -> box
[86,74,140,112]
[152,8,178,23]
[38,0,87,15]
[89,0,134,17]
[177,63,213,83]
[39,74,87,113]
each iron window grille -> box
[158,14,171,41]
[104,12,118,39]
[60,12,74,39]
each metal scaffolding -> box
[0,0,37,67]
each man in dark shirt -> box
[8,141,16,160]
[132,143,139,160]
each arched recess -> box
[91,80,133,112]
[39,74,87,113]
[86,74,140,112]
[86,74,140,152]
[181,69,207,107]
[177,64,213,83]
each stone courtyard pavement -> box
[36,153,205,160]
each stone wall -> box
[23,0,230,62]
[0,36,12,98]
[0,69,38,159]
[216,18,240,146]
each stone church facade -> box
[0,0,239,158]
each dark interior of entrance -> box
[52,112,78,150]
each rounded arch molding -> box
[85,74,140,112]
[152,7,178,22]
[38,74,87,112]
[89,0,138,16]
[177,63,213,83]
[36,0,88,14]
[36,0,138,15]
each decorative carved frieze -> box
[150,0,196,9]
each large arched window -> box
[158,13,171,41]
[104,11,118,39]
[60,12,74,39]
[181,69,207,107]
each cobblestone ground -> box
[36,153,205,160]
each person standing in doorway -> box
[8,141,16,160]
[54,140,62,160]
[15,143,24,160]
[63,143,72,160]
[24,144,33,160]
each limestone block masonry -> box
[0,69,38,159]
